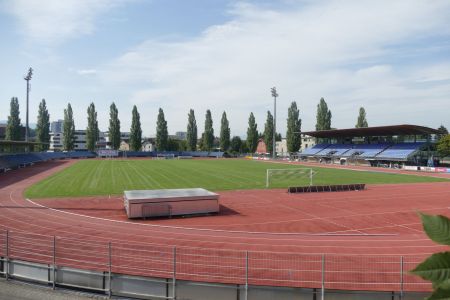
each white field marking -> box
[2,186,435,253]
[20,197,435,250]
[7,190,413,249]
[25,197,394,237]
[1,161,434,254]
[260,159,450,180]
[178,202,448,229]
[275,202,366,235]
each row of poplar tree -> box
[4,97,369,154]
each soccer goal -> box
[156,153,175,160]
[266,168,315,188]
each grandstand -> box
[0,145,224,173]
[298,125,439,167]
[0,151,96,172]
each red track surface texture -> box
[1,160,450,292]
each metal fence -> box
[0,229,431,299]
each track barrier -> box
[288,183,366,193]
[0,228,431,299]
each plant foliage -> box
[411,213,450,299]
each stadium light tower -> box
[24,67,33,142]
[271,87,278,159]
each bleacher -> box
[297,125,438,164]
[315,144,352,157]
[0,151,96,172]
[300,144,330,156]
[375,143,425,160]
[300,143,424,161]
[343,144,390,158]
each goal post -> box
[156,153,175,159]
[266,168,315,188]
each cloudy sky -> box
[0,0,449,137]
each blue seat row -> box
[300,142,424,160]
[0,151,96,172]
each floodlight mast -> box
[271,87,278,160]
[24,67,33,142]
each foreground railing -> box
[0,229,431,299]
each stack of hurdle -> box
[288,183,365,193]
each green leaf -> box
[427,287,450,300]
[420,213,450,246]
[439,280,450,289]
[411,252,450,284]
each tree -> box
[167,138,185,151]
[355,107,368,128]
[246,112,258,153]
[286,101,301,153]
[437,134,450,158]
[276,132,282,141]
[86,102,99,151]
[202,109,214,151]
[219,111,230,151]
[63,103,75,151]
[108,102,121,150]
[36,99,50,151]
[411,213,450,298]
[6,97,22,141]
[230,136,242,153]
[264,111,274,155]
[315,97,332,131]
[437,125,448,141]
[156,108,168,151]
[186,109,198,151]
[129,105,142,151]
[240,139,249,153]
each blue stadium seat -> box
[315,144,352,157]
[375,143,425,160]
[299,144,330,155]
[343,144,390,158]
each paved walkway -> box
[0,279,106,300]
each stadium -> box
[2,2,450,299]
[1,123,450,300]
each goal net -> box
[266,168,315,188]
[155,153,175,160]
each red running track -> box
[1,160,450,292]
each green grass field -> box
[25,159,446,198]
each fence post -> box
[53,236,56,290]
[321,254,325,300]
[245,251,249,300]
[400,256,404,299]
[173,247,177,300]
[5,230,9,281]
[108,242,112,298]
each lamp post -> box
[24,67,33,142]
[271,87,278,159]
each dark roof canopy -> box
[300,124,439,138]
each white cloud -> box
[76,69,97,76]
[3,0,126,44]
[98,0,450,136]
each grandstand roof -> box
[301,124,439,138]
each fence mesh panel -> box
[55,237,109,271]
[176,247,246,284]
[324,254,402,291]
[112,241,173,278]
[9,231,53,265]
[403,255,432,292]
[248,252,322,288]
[0,229,434,293]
